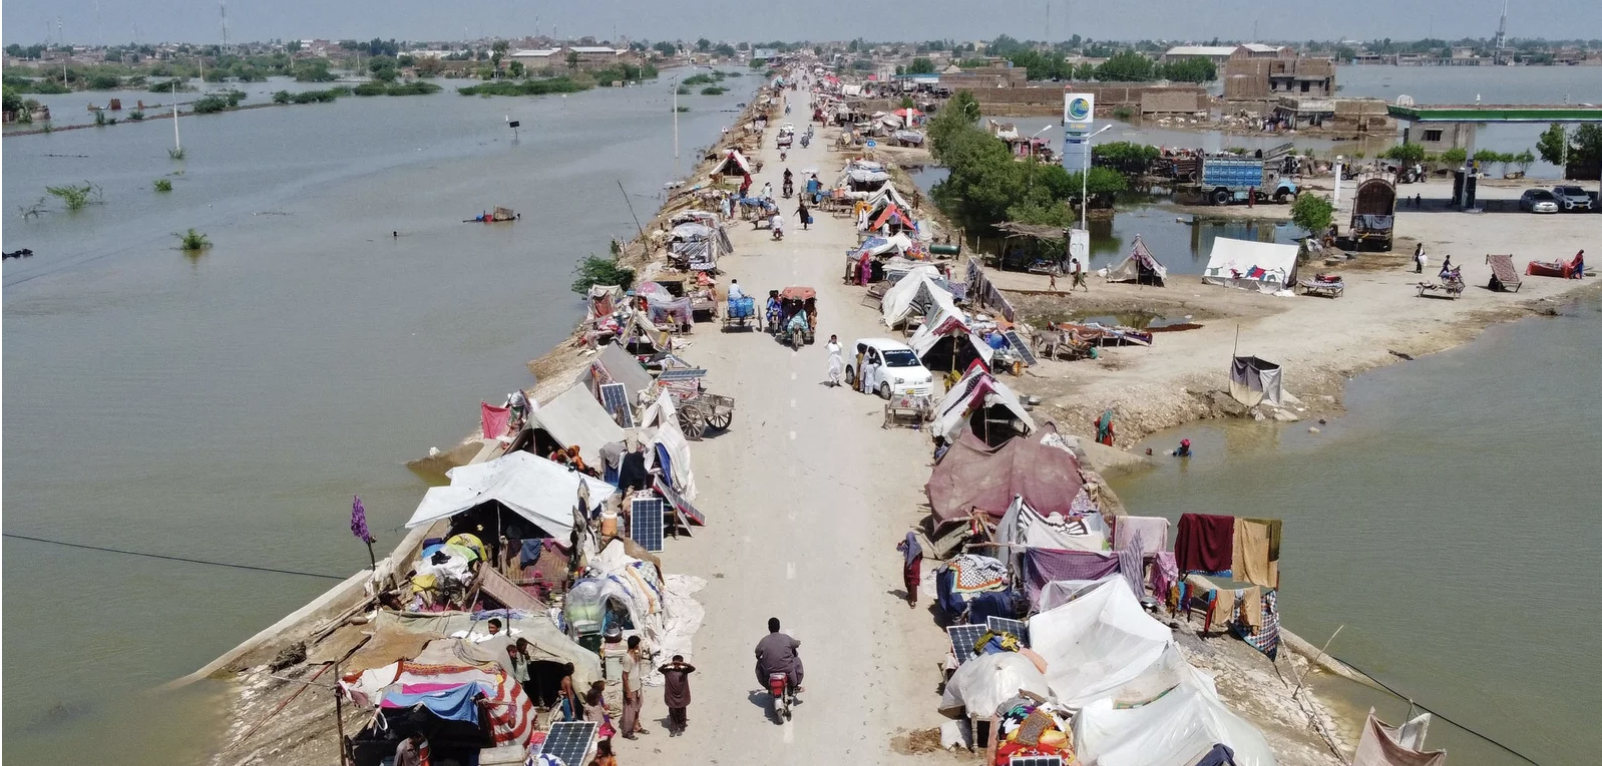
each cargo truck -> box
[1349,172,1398,251]
[1201,157,1299,205]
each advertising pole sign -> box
[1061,91,1096,175]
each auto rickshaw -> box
[771,286,817,348]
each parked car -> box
[1520,189,1560,214]
[1551,185,1594,212]
[844,338,934,399]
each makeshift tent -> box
[341,639,536,748]
[573,539,705,683]
[1104,235,1168,286]
[406,451,616,540]
[367,611,603,694]
[1201,237,1299,293]
[666,222,732,272]
[1028,581,1197,709]
[709,149,752,176]
[1353,711,1445,766]
[995,495,1109,555]
[848,233,913,260]
[927,425,1079,525]
[1229,356,1284,408]
[865,182,912,212]
[530,384,627,463]
[1037,576,1129,611]
[1072,675,1278,766]
[881,268,958,327]
[870,203,916,233]
[937,651,1050,719]
[639,390,698,500]
[586,285,625,320]
[927,368,1037,447]
[908,306,994,373]
[589,342,654,407]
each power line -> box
[1328,652,1542,766]
[3,532,350,581]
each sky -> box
[3,0,1598,47]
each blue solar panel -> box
[986,617,1031,647]
[536,721,597,766]
[1009,756,1063,766]
[599,382,635,428]
[656,368,708,381]
[654,476,705,527]
[1004,329,1038,366]
[948,624,988,665]
[630,497,666,552]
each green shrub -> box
[457,77,589,96]
[700,86,727,95]
[176,228,211,251]
[570,254,635,294]
[128,110,145,121]
[153,179,173,192]
[1112,106,1133,120]
[1291,192,1334,235]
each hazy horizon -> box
[4,0,1597,49]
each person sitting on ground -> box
[1173,438,1192,458]
[593,738,619,766]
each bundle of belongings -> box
[989,694,1076,765]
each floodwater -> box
[905,165,1306,275]
[1111,298,1602,766]
[2,73,751,764]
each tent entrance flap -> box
[1229,356,1283,408]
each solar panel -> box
[654,476,705,527]
[1004,329,1037,366]
[655,368,708,382]
[1009,756,1063,766]
[947,624,989,665]
[630,497,666,552]
[536,721,597,765]
[986,616,1031,647]
[598,382,635,428]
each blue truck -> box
[1201,157,1299,205]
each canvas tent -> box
[1104,235,1168,286]
[1202,237,1299,293]
[926,423,1080,526]
[928,368,1037,448]
[530,383,627,462]
[908,306,994,373]
[1229,356,1284,408]
[639,390,698,500]
[710,149,753,177]
[881,267,958,327]
[406,451,616,540]
[1072,674,1278,766]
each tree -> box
[695,38,711,53]
[653,41,678,57]
[1158,58,1215,83]
[714,43,736,58]
[566,50,581,71]
[1512,149,1535,175]
[2,85,23,115]
[1092,141,1161,173]
[285,40,302,53]
[571,254,635,294]
[508,61,525,78]
[1095,51,1155,82]
[1382,143,1426,164]
[370,57,399,83]
[1073,62,1096,81]
[1291,193,1334,236]
[907,57,936,75]
[1440,147,1468,166]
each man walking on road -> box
[1070,259,1089,292]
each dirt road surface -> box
[611,90,951,764]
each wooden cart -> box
[678,392,735,439]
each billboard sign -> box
[1063,92,1095,132]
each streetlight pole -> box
[672,76,680,178]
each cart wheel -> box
[708,408,733,430]
[679,404,708,439]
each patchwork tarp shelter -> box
[866,182,912,211]
[1104,235,1168,286]
[710,149,753,176]
[341,639,537,747]
[406,451,616,539]
[1229,356,1284,408]
[530,383,627,462]
[848,233,914,260]
[366,611,603,694]
[928,368,1037,447]
[586,285,625,320]
[926,424,1077,525]
[870,203,916,233]
[908,306,994,373]
[1072,674,1278,766]
[1201,237,1299,293]
[666,222,733,271]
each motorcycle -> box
[783,181,794,198]
[767,672,795,721]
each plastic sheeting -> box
[927,369,1038,449]
[937,651,1050,719]
[406,451,616,539]
[1072,677,1277,766]
[1036,577,1129,612]
[1229,356,1284,408]
[531,383,627,463]
[1026,581,1177,708]
[640,391,698,500]
[1201,237,1299,293]
[882,269,960,328]
[581,539,706,686]
[1353,712,1445,766]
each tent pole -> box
[334,659,349,766]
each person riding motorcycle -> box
[782,169,794,198]
[754,617,803,693]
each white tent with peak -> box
[1104,235,1168,286]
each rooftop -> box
[1166,45,1240,57]
[1388,104,1602,123]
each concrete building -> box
[1223,57,1335,101]
[1163,43,1291,65]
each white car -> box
[845,338,934,399]
[1520,189,1559,214]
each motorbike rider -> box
[782,168,794,198]
[754,617,804,693]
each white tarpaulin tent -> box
[867,182,912,213]
[1072,676,1278,766]
[908,306,995,370]
[710,149,752,176]
[1104,235,1168,286]
[1201,237,1299,293]
[882,269,958,327]
[640,390,698,500]
[405,451,616,539]
[1229,356,1284,408]
[937,651,1050,719]
[930,368,1036,442]
[530,383,627,462]
[1026,579,1179,708]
